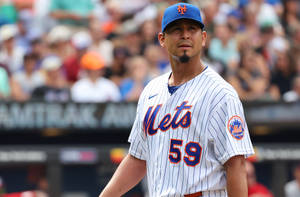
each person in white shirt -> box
[0,24,25,73]
[12,53,45,98]
[283,76,300,102]
[285,163,300,197]
[71,51,121,103]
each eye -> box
[171,27,181,33]
[189,26,198,31]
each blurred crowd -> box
[0,0,300,103]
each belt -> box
[184,191,203,197]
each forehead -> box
[165,18,202,30]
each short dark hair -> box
[24,53,38,62]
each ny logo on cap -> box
[177,5,187,15]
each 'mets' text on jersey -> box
[144,101,192,135]
[128,67,254,197]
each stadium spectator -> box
[12,52,44,99]
[104,46,129,86]
[0,67,10,100]
[246,160,274,197]
[284,163,300,197]
[143,44,169,78]
[294,52,300,75]
[283,75,300,102]
[226,9,243,33]
[282,0,300,36]
[251,0,280,28]
[100,0,125,35]
[89,19,113,67]
[15,10,36,53]
[0,24,25,73]
[0,0,17,25]
[35,177,48,197]
[46,25,73,61]
[227,48,280,101]
[270,50,295,96]
[31,55,70,102]
[30,38,46,66]
[13,0,34,11]
[208,22,240,72]
[32,0,54,34]
[63,31,92,84]
[122,27,142,56]
[139,19,159,54]
[256,25,276,67]
[119,56,150,101]
[290,25,300,51]
[71,51,121,103]
[201,1,218,34]
[49,0,95,28]
[237,2,261,50]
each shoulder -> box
[75,78,89,84]
[204,67,239,99]
[98,77,118,88]
[12,71,24,79]
[120,78,133,87]
[137,72,169,104]
[141,72,168,93]
[285,180,299,192]
[32,71,44,79]
[146,72,169,87]
[0,67,8,75]
[201,67,242,115]
[72,78,90,89]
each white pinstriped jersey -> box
[128,66,254,197]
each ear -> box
[201,31,207,47]
[158,32,165,47]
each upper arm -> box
[224,155,246,173]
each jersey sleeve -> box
[208,95,254,165]
[128,96,147,161]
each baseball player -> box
[99,3,254,197]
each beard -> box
[179,51,190,63]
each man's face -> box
[158,19,206,62]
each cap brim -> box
[163,18,204,32]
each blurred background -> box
[0,0,299,196]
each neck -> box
[89,76,99,83]
[25,70,33,76]
[169,55,205,86]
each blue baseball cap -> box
[161,3,204,32]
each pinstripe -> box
[191,76,207,193]
[156,77,171,195]
[162,80,185,194]
[188,74,212,193]
[200,81,222,191]
[128,67,254,197]
[176,76,198,191]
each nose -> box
[181,28,191,39]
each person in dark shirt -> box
[246,160,274,197]
[271,50,295,96]
[31,56,69,102]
